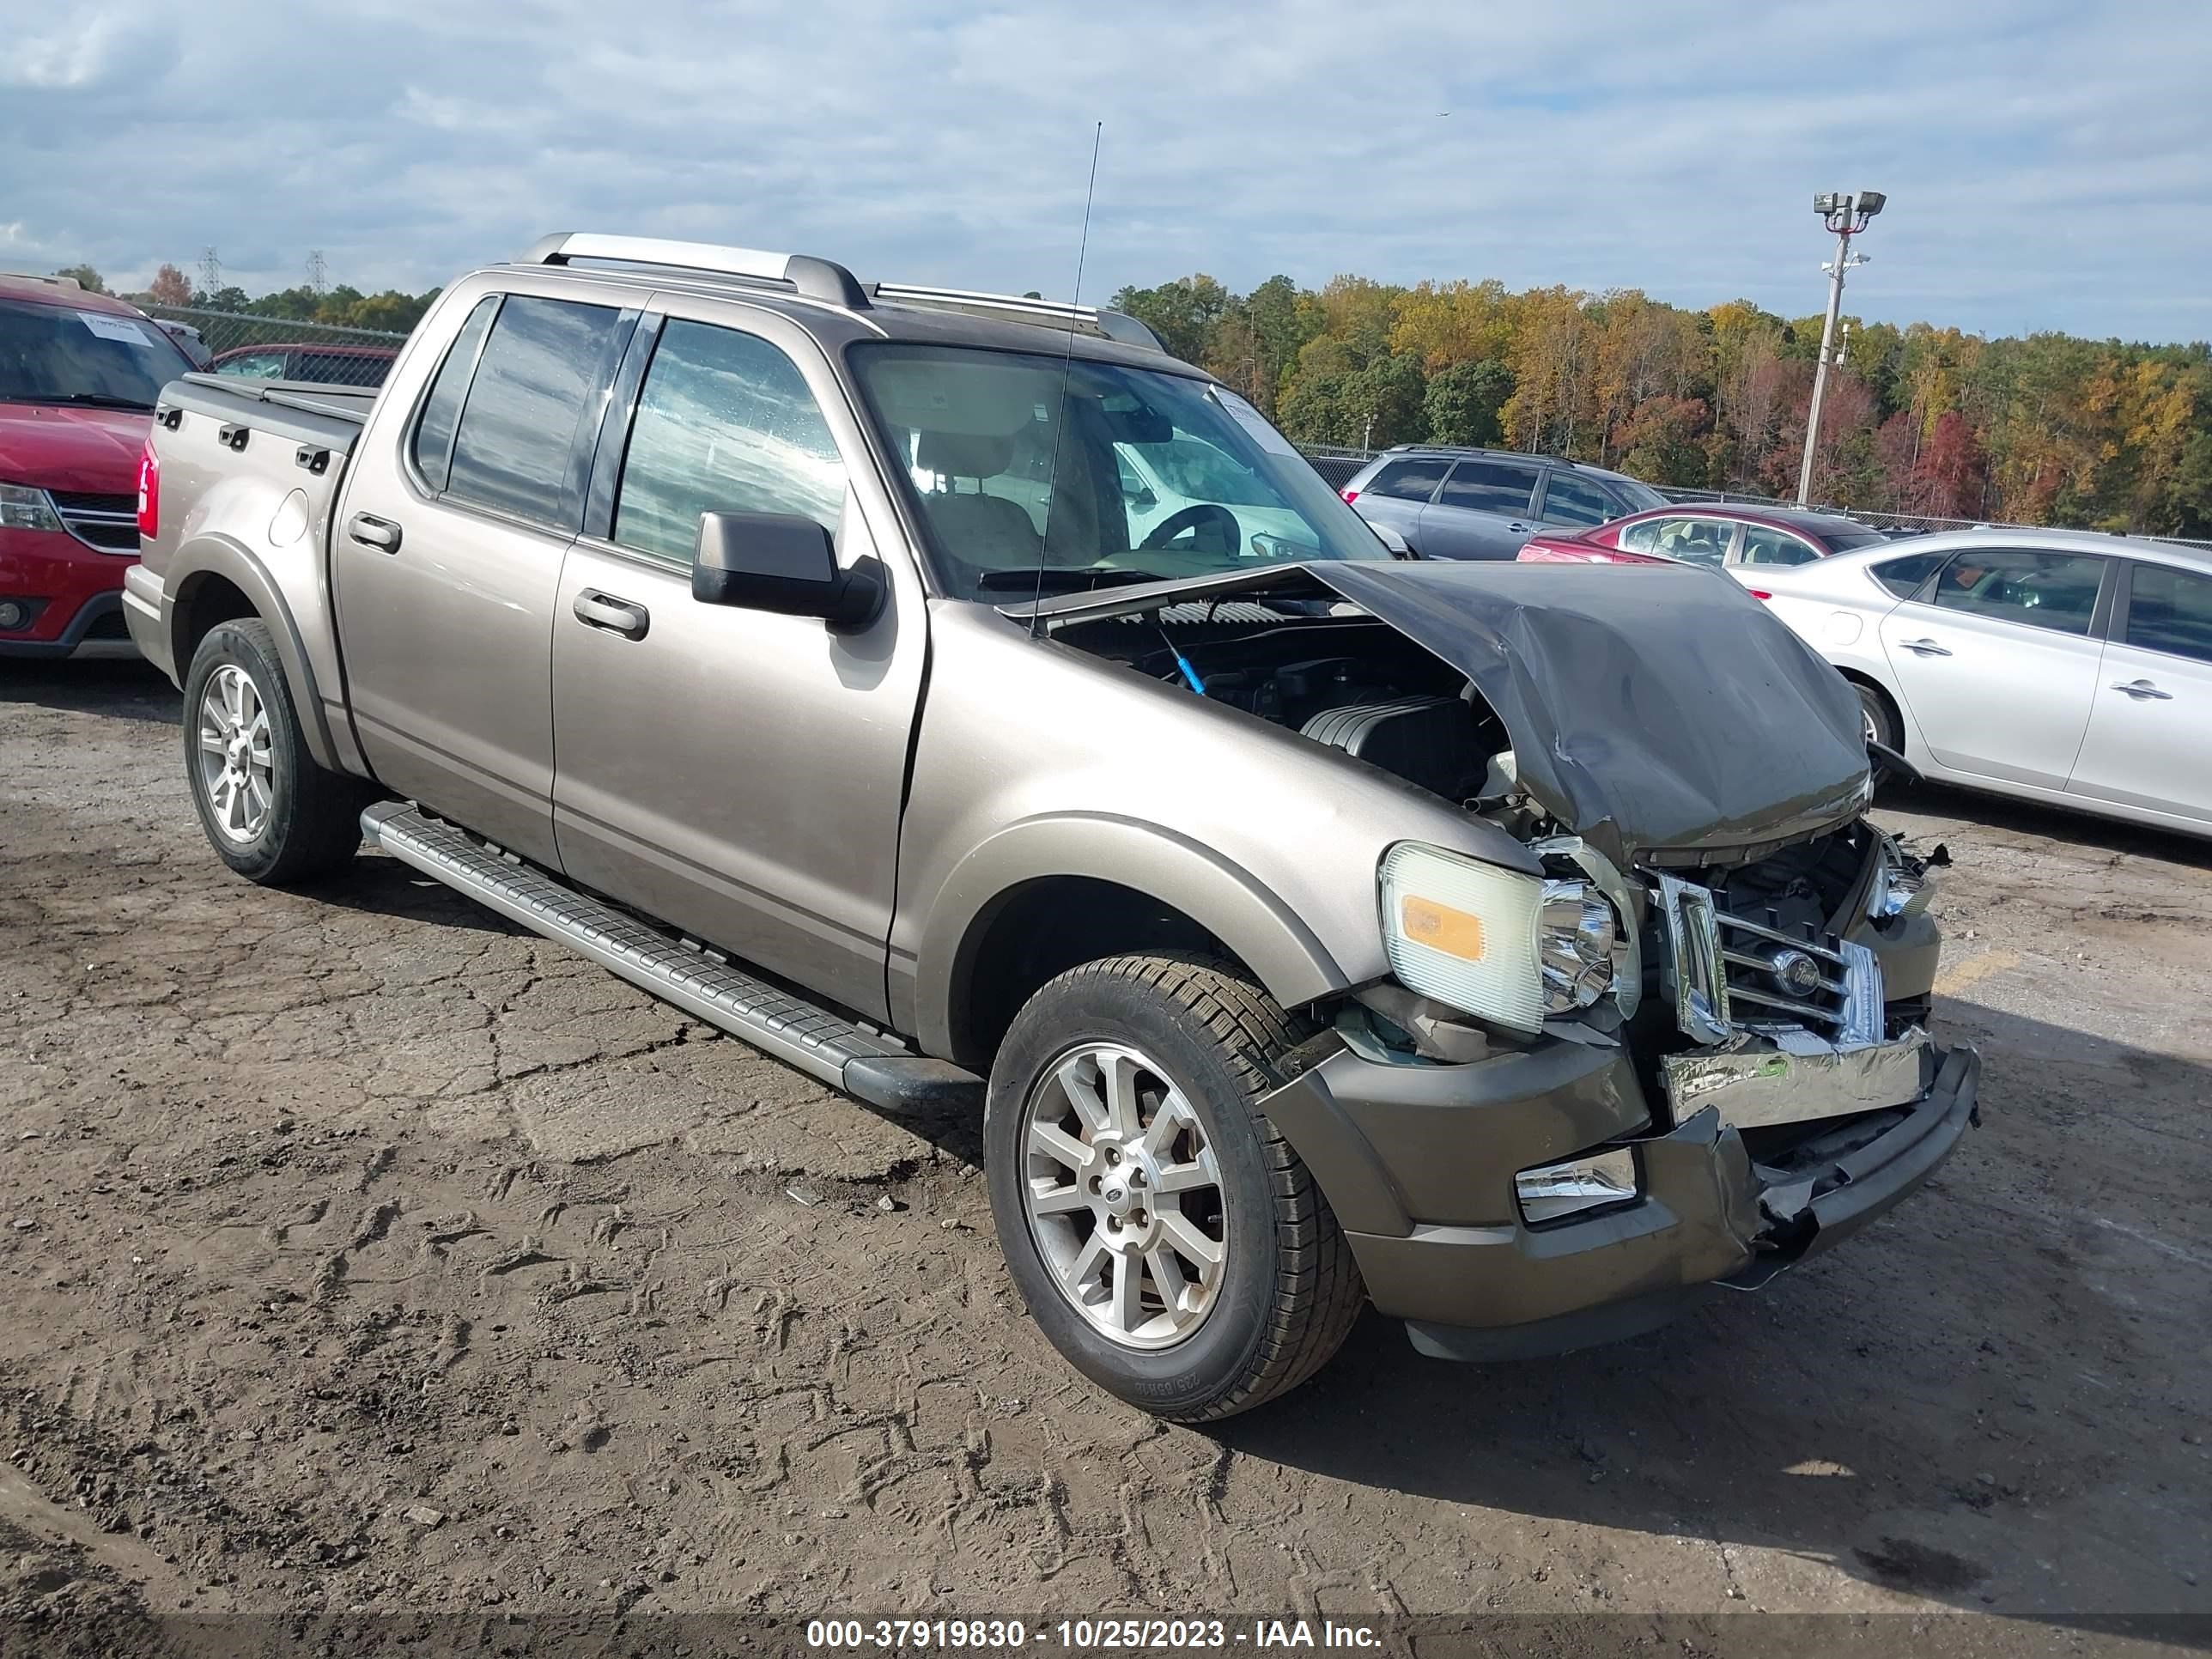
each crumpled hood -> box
[1032,558,1872,866]
[1307,561,1871,864]
[0,402,151,495]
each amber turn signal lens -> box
[1399,894,1486,962]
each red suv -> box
[1,272,192,659]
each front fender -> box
[165,535,356,775]
[913,811,1351,1061]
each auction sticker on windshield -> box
[77,313,150,344]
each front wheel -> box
[183,618,371,885]
[984,956,1364,1421]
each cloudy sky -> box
[5,0,2209,341]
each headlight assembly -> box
[0,482,65,535]
[1379,843,1625,1033]
[1868,835,1936,920]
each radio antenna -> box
[1030,120,1103,635]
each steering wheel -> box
[1139,503,1241,554]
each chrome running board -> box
[361,802,979,1114]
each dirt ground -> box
[2,658,2207,1658]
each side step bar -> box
[361,803,981,1115]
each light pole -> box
[1796,190,1884,507]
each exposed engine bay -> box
[1060,605,1516,819]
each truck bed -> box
[169,372,373,450]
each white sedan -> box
[1747,527,2212,838]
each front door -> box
[331,289,635,866]
[2067,559,2212,824]
[1875,545,2112,788]
[550,307,926,1021]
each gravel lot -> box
[3,659,2208,1657]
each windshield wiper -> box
[974,568,1174,594]
[35,392,157,411]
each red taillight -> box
[136,441,159,539]
[1341,488,1360,504]
[1746,589,1772,601]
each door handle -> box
[573,590,649,641]
[348,514,402,553]
[1899,637,1951,656]
[2110,679,2172,701]
[1506,522,1532,533]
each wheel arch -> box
[915,815,1350,1070]
[167,538,344,772]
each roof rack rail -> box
[1,270,83,292]
[516,233,869,311]
[869,282,1163,351]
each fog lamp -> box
[1516,1147,1638,1224]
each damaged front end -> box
[1034,559,1981,1358]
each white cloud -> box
[1,0,2207,337]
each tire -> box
[984,955,1364,1422]
[182,618,370,885]
[1854,681,1908,790]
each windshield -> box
[0,298,188,410]
[850,343,1388,599]
[1613,477,1670,513]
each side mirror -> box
[1370,522,1418,560]
[692,512,883,629]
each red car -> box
[1516,502,1889,577]
[2,272,193,659]
[210,342,398,387]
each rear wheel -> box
[1854,681,1905,787]
[984,956,1364,1421]
[183,619,371,885]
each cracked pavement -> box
[1,659,2207,1657]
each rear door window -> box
[1537,471,1616,527]
[445,295,628,532]
[611,319,847,564]
[1929,548,2106,636]
[410,296,501,493]
[2123,562,2212,665]
[1362,457,1452,502]
[1740,524,1821,566]
[1438,459,1540,515]
[1645,517,1734,565]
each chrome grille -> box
[1656,874,1883,1047]
[50,491,138,554]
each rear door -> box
[1875,546,2112,788]
[2066,559,2212,824]
[550,302,927,1020]
[1423,457,1543,559]
[1347,455,1451,551]
[331,288,635,866]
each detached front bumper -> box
[1259,1027,1981,1363]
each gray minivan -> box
[1345,446,1668,560]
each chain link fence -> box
[141,305,408,388]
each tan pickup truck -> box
[127,232,1978,1419]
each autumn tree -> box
[148,264,193,307]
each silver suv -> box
[128,232,1978,1420]
[1345,446,1668,560]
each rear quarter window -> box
[1362,457,1453,502]
[1869,550,1945,598]
[410,296,501,492]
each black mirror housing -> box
[692,512,882,629]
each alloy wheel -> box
[1018,1042,1227,1351]
[196,663,275,843]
